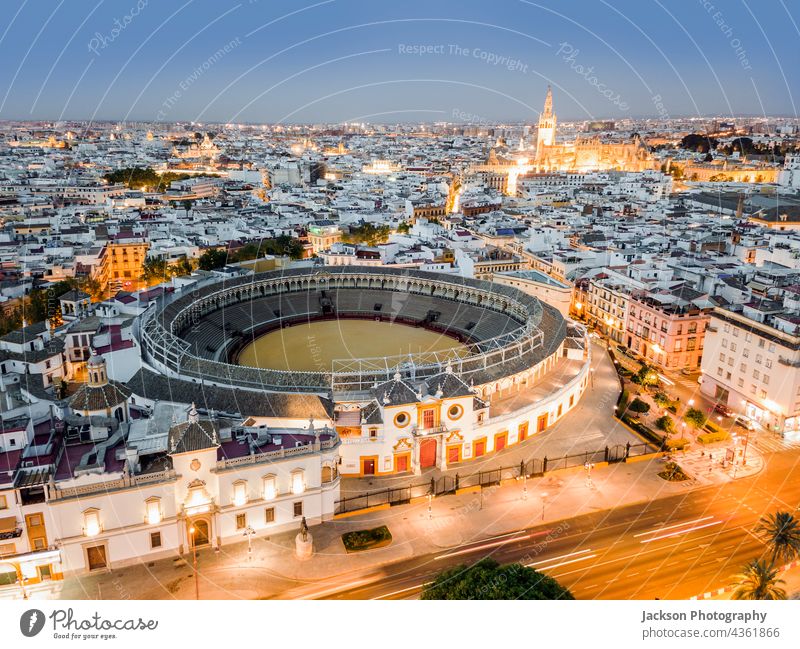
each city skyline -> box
[0,0,797,123]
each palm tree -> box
[732,559,786,601]
[756,511,800,566]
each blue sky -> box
[0,0,797,123]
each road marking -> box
[434,534,532,560]
[528,550,597,571]
[634,516,715,538]
[640,520,722,544]
[373,583,426,600]
[527,548,593,566]
[298,578,375,599]
[742,526,765,544]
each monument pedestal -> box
[295,533,313,560]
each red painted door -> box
[447,446,460,464]
[495,434,507,452]
[537,414,548,433]
[395,455,408,473]
[363,459,375,475]
[474,440,486,457]
[419,439,437,468]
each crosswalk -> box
[751,432,800,454]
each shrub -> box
[697,430,730,444]
[629,398,651,414]
[342,526,393,552]
[653,392,672,408]
[666,437,690,450]
[658,461,690,482]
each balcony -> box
[412,424,448,436]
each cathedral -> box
[533,87,656,173]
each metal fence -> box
[334,441,655,514]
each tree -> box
[684,407,707,431]
[732,559,786,601]
[341,222,390,246]
[635,364,658,388]
[197,248,229,271]
[421,558,574,600]
[679,133,718,153]
[655,415,676,436]
[628,398,650,414]
[396,221,411,234]
[756,512,800,566]
[141,258,171,284]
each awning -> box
[0,516,18,533]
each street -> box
[311,448,800,600]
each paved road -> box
[283,448,800,600]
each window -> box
[674,339,682,352]
[745,333,752,343]
[740,363,747,373]
[150,532,162,549]
[394,412,409,428]
[687,338,696,351]
[83,509,101,537]
[291,470,305,495]
[716,367,723,377]
[760,390,767,399]
[768,343,776,352]
[765,359,772,369]
[262,474,277,500]
[737,378,744,387]
[369,427,378,439]
[235,513,247,530]
[233,480,247,506]
[145,498,161,525]
[753,370,760,380]
[448,404,463,420]
[743,349,750,358]
[718,352,725,362]
[730,343,736,353]
[756,354,762,365]
[758,339,765,349]
[732,328,739,337]
[265,507,275,523]
[763,375,770,385]
[293,501,303,518]
[0,495,6,510]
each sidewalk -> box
[35,453,719,601]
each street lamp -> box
[189,525,199,600]
[590,367,595,389]
[541,492,548,521]
[243,526,255,559]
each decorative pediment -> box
[445,430,464,443]
[393,437,413,451]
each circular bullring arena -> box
[141,266,567,395]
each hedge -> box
[697,430,730,444]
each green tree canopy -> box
[684,407,707,430]
[421,558,574,600]
[756,512,800,566]
[732,559,786,601]
[341,222,390,246]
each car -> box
[713,403,734,418]
[680,368,695,377]
[733,415,755,431]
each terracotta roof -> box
[68,381,131,412]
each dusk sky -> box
[0,0,797,123]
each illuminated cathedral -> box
[533,87,656,173]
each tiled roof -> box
[68,381,131,412]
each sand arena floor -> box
[236,319,467,372]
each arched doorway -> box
[189,519,210,547]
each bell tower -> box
[536,86,557,163]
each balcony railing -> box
[412,424,448,436]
